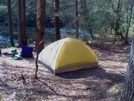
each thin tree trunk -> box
[121,36,134,101]
[35,0,46,52]
[35,0,46,78]
[75,0,79,38]
[114,0,125,40]
[18,0,27,46]
[55,0,61,40]
[7,0,14,46]
[125,5,133,44]
[21,0,27,46]
[80,0,94,39]
[35,39,45,79]
[18,0,22,46]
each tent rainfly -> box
[38,38,99,74]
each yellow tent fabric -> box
[38,38,99,74]
[56,38,98,69]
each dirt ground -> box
[0,40,130,101]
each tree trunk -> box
[18,0,22,46]
[35,0,46,52]
[21,0,27,46]
[80,0,94,39]
[75,0,79,38]
[119,32,125,40]
[35,0,46,78]
[125,5,133,44]
[121,36,134,101]
[7,0,14,46]
[18,0,27,47]
[55,0,61,41]
[114,0,125,40]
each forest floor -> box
[0,39,130,101]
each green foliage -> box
[108,85,121,95]
[0,0,133,41]
[26,12,36,26]
[0,6,7,12]
[0,6,8,24]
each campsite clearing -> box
[0,40,130,101]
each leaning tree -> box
[121,36,134,101]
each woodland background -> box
[0,0,134,47]
[0,0,134,100]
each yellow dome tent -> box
[38,38,99,74]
